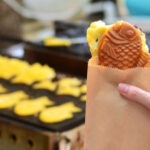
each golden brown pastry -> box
[87,21,150,69]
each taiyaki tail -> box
[137,51,150,67]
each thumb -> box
[118,83,150,110]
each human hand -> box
[118,83,150,109]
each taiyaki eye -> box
[126,30,134,37]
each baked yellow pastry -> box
[0,56,29,79]
[44,37,71,47]
[12,63,56,85]
[56,77,82,97]
[80,95,86,102]
[80,84,87,93]
[0,84,8,93]
[14,96,54,116]
[58,77,82,87]
[33,80,57,91]
[39,102,82,123]
[57,86,81,97]
[0,91,28,109]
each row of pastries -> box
[0,85,82,123]
[0,56,86,99]
[0,56,86,123]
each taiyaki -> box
[87,21,150,69]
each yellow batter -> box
[12,63,56,85]
[0,84,8,93]
[56,77,82,97]
[14,96,54,116]
[80,95,86,102]
[58,77,82,87]
[56,86,81,97]
[44,37,71,47]
[39,102,82,123]
[33,80,57,91]
[0,56,29,80]
[0,91,28,109]
[80,84,87,93]
[0,56,56,84]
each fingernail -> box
[118,83,129,93]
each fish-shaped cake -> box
[98,21,150,69]
[87,21,150,69]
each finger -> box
[118,83,150,110]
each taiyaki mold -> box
[87,21,150,69]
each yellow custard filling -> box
[87,21,110,56]
[14,96,54,116]
[0,91,28,109]
[39,102,82,123]
[33,80,57,91]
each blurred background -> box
[1,0,150,46]
[1,0,150,58]
[0,0,150,150]
[1,0,150,41]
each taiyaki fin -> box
[144,60,150,67]
[107,34,129,45]
[103,43,117,59]
[137,51,150,67]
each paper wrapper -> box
[84,56,150,150]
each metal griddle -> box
[0,35,87,133]
[0,23,88,149]
[0,42,86,150]
[0,67,85,132]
